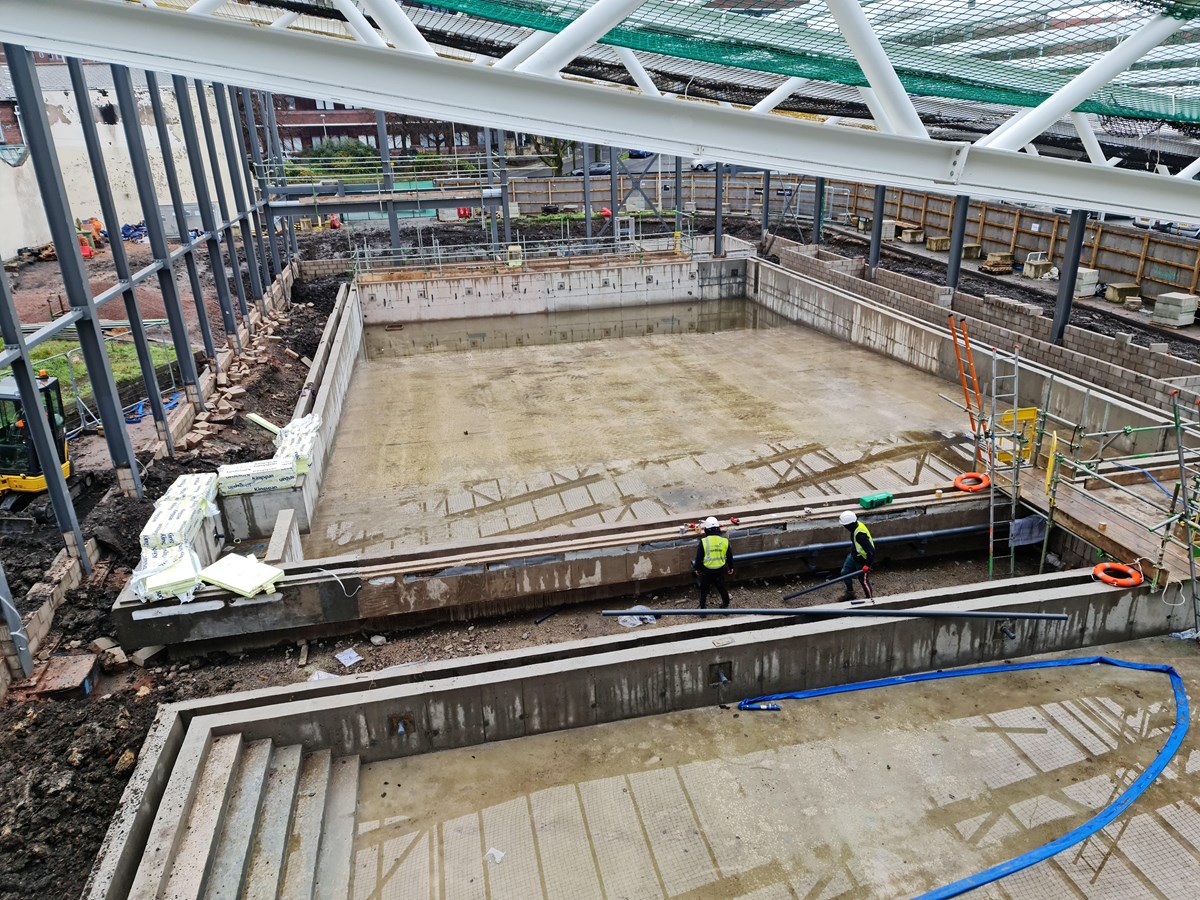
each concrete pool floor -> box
[306,307,967,557]
[348,637,1200,899]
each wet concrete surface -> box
[306,301,968,557]
[348,636,1200,899]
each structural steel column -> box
[0,562,33,677]
[868,183,886,278]
[812,175,826,245]
[177,75,241,350]
[214,83,266,310]
[376,110,401,251]
[264,96,296,259]
[230,86,272,292]
[946,194,971,293]
[761,170,771,240]
[195,80,251,318]
[499,131,512,245]
[0,255,87,567]
[1051,209,1089,346]
[243,89,283,278]
[112,65,204,409]
[70,59,174,448]
[608,147,619,247]
[583,141,592,241]
[5,45,143,497]
[714,162,724,256]
[674,154,683,233]
[483,127,499,251]
[145,71,218,365]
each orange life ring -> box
[1092,563,1143,588]
[954,472,991,492]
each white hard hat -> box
[839,511,858,526]
[703,516,720,529]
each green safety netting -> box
[403,0,1200,123]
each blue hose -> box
[738,656,1189,899]
[1107,459,1173,499]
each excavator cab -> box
[0,374,71,493]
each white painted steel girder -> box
[4,0,1200,220]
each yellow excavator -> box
[0,372,71,495]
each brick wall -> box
[298,258,355,280]
[0,102,21,145]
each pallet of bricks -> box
[980,252,1013,275]
[1152,292,1198,328]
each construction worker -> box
[839,511,875,603]
[692,516,733,608]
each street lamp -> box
[319,113,327,142]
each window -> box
[361,134,377,148]
[282,136,302,152]
[388,133,406,150]
[455,130,470,146]
[279,96,297,110]
[315,99,334,110]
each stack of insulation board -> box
[216,413,321,495]
[1152,292,1199,328]
[130,473,218,603]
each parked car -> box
[627,149,655,158]
[690,158,718,171]
[570,163,612,176]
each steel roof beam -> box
[6,0,1200,220]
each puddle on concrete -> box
[349,663,1179,899]
[308,313,971,556]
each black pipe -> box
[602,608,1068,621]
[737,523,989,565]
[867,183,886,278]
[946,193,970,293]
[782,570,863,601]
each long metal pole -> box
[812,175,826,245]
[760,170,771,241]
[263,95,296,259]
[243,88,283,278]
[5,45,143,498]
[674,154,683,233]
[609,146,620,248]
[602,608,1069,621]
[946,193,970,292]
[69,59,174,449]
[0,563,33,677]
[178,76,240,350]
[112,65,204,409]
[376,109,400,251]
[484,126,498,252]
[1170,395,1200,634]
[583,141,592,241]
[1051,208,1089,345]
[499,131,512,245]
[714,162,724,256]
[214,83,266,310]
[229,86,272,293]
[868,183,886,278]
[195,80,250,319]
[145,71,218,365]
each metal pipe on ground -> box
[737,523,990,564]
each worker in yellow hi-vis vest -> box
[692,516,733,609]
[838,511,875,603]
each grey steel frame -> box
[0,43,289,563]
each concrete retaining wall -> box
[764,243,1192,443]
[355,255,746,324]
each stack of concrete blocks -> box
[1074,267,1100,298]
[880,220,897,241]
[925,235,951,252]
[1152,292,1199,328]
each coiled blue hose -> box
[738,656,1189,899]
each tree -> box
[530,135,577,176]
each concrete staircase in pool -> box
[127,735,360,900]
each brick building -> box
[273,95,487,154]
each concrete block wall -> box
[0,539,100,694]
[297,258,354,280]
[774,242,1200,415]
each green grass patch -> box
[2,338,176,408]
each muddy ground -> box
[0,218,1170,898]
